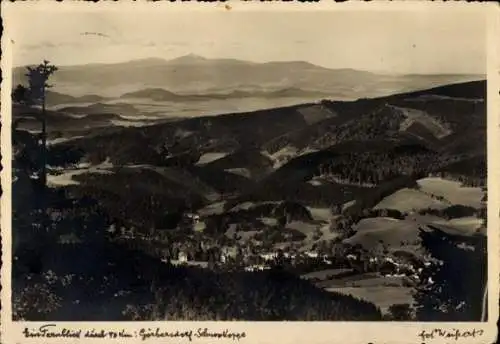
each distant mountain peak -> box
[168,54,209,64]
[133,57,167,63]
[267,60,317,67]
[103,57,167,66]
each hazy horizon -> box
[12,54,486,77]
[6,6,487,75]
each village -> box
[111,210,425,287]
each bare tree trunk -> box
[40,87,49,237]
[41,86,47,188]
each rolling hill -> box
[45,90,108,106]
[120,87,332,102]
[33,80,484,239]
[46,79,486,172]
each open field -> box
[430,216,483,234]
[320,275,407,289]
[301,268,354,280]
[287,221,320,238]
[47,159,114,187]
[308,268,414,313]
[392,105,452,139]
[374,188,449,212]
[343,217,421,251]
[296,103,337,125]
[327,286,414,313]
[262,145,299,169]
[197,201,227,216]
[417,177,484,208]
[225,168,252,179]
[196,152,229,165]
[260,217,279,226]
[307,207,332,223]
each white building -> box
[244,264,271,272]
[283,252,296,259]
[260,252,278,261]
[305,251,319,259]
[185,213,200,223]
[178,251,188,262]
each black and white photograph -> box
[1,3,498,343]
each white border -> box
[1,2,499,344]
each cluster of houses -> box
[163,246,424,285]
[163,246,328,270]
[113,211,426,283]
[168,244,423,272]
[115,222,425,282]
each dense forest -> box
[13,179,383,321]
[314,145,434,185]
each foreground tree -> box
[12,84,30,105]
[413,226,487,321]
[27,60,58,186]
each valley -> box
[13,75,487,319]
[10,43,488,323]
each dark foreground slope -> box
[15,242,382,321]
[12,174,382,321]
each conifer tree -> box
[414,226,487,321]
[24,60,58,187]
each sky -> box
[5,5,488,74]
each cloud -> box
[80,32,110,38]
[23,41,59,50]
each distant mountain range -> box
[14,54,484,99]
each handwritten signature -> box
[418,328,484,341]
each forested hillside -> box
[12,78,487,321]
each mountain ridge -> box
[13,56,483,99]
